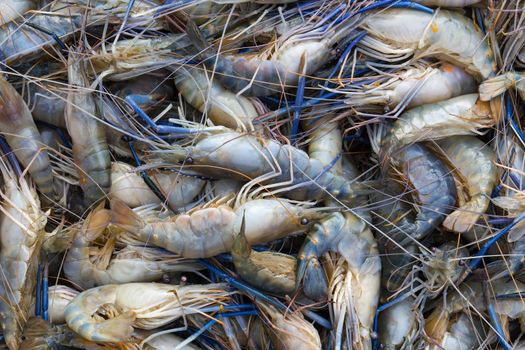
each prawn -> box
[436,136,497,233]
[0,0,36,26]
[386,143,457,246]
[381,94,493,160]
[161,130,375,203]
[64,282,231,343]
[110,161,205,210]
[66,50,111,206]
[111,196,325,258]
[64,203,201,289]
[299,212,381,349]
[0,164,49,350]
[343,63,477,110]
[0,78,56,201]
[361,9,496,80]
[187,12,362,96]
[174,65,259,131]
[378,297,420,350]
[256,301,321,350]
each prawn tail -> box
[186,19,208,54]
[442,205,482,234]
[479,73,515,101]
[94,311,136,342]
[301,258,328,301]
[110,199,146,232]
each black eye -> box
[300,218,309,225]
[186,157,193,164]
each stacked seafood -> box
[0,0,523,349]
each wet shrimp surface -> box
[0,1,523,349]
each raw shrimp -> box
[378,297,419,350]
[0,166,49,350]
[64,203,201,288]
[479,71,525,101]
[387,143,457,245]
[344,63,477,110]
[110,161,205,209]
[362,9,496,80]
[187,13,362,96]
[298,212,381,348]
[256,301,321,350]
[66,52,111,205]
[231,214,297,295]
[0,78,56,200]
[437,136,497,233]
[381,94,493,160]
[174,65,259,130]
[111,197,324,258]
[64,282,230,343]
[163,130,375,203]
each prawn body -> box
[0,79,56,200]
[362,9,496,80]
[111,197,321,258]
[173,131,372,203]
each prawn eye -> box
[186,157,194,164]
[300,217,309,225]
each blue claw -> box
[25,22,68,53]
[291,71,307,145]
[358,0,433,14]
[506,95,525,147]
[35,265,42,318]
[468,211,525,271]
[322,32,367,93]
[42,264,49,321]
[125,95,199,135]
[485,283,513,350]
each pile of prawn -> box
[0,0,523,349]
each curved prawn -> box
[64,282,230,343]
[388,143,457,246]
[381,94,493,160]
[66,52,111,205]
[437,136,497,233]
[64,203,201,288]
[298,212,381,348]
[174,65,259,130]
